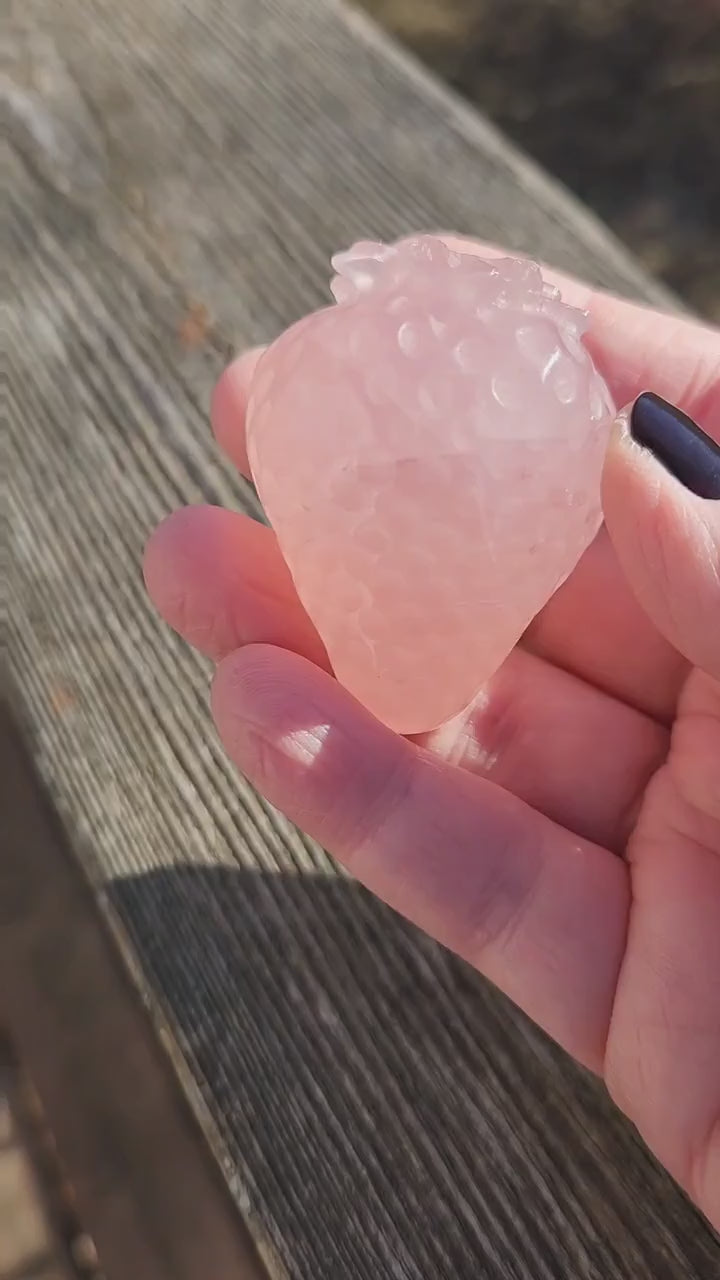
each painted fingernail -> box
[629,392,720,499]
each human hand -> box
[144,240,720,1229]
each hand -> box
[144,240,720,1228]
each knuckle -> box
[458,816,544,969]
[333,745,416,869]
[462,666,534,780]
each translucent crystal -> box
[246,236,615,734]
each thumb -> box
[602,392,720,680]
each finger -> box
[523,529,688,723]
[143,504,328,668]
[210,347,265,478]
[602,395,720,680]
[418,648,668,853]
[212,644,629,1070]
[145,505,667,850]
[604,667,720,1220]
[603,668,720,1223]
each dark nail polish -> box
[629,392,720,499]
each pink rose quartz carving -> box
[246,236,615,734]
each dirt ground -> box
[363,0,720,319]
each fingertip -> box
[143,506,196,612]
[212,644,364,759]
[602,410,664,509]
[602,403,692,591]
[210,347,266,476]
[602,395,720,516]
[144,505,236,649]
[211,644,394,831]
[144,504,330,665]
[603,398,720,678]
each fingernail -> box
[629,392,720,500]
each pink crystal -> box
[246,236,615,734]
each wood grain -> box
[0,705,269,1280]
[5,1,718,1277]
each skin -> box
[144,238,720,1230]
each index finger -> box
[212,643,630,1073]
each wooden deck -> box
[0,710,265,1280]
[5,1,719,1277]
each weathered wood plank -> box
[0,705,270,1280]
[5,1,717,1277]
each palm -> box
[417,525,684,855]
[145,247,720,1229]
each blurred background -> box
[362,0,720,319]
